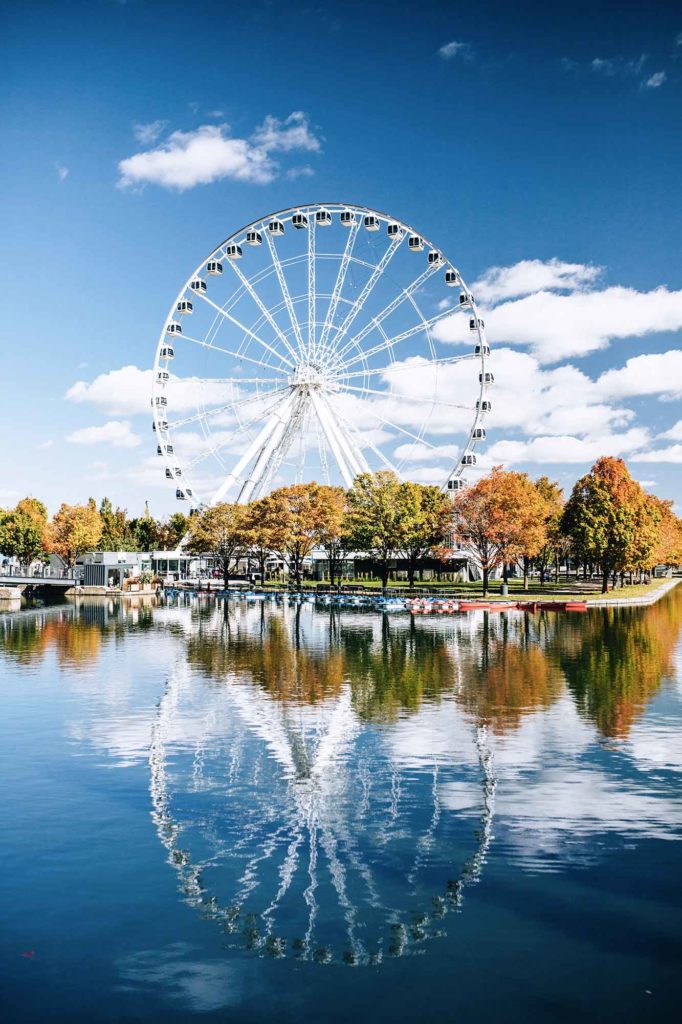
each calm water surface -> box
[2,590,682,1022]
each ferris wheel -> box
[151,203,492,506]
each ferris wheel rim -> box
[152,202,492,507]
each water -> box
[1,590,681,1022]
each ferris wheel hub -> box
[289,362,330,390]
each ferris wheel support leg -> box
[309,391,356,489]
[210,391,295,506]
[237,393,298,504]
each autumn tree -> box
[648,496,682,568]
[47,500,102,567]
[394,482,453,588]
[260,483,332,587]
[452,467,547,595]
[185,503,249,588]
[241,497,279,583]
[345,471,403,589]
[314,485,348,587]
[561,457,655,593]
[130,505,160,551]
[0,497,49,566]
[531,477,565,586]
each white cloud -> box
[595,350,682,399]
[118,112,322,191]
[285,165,315,180]
[66,365,154,415]
[472,258,602,303]
[38,439,54,450]
[132,119,168,144]
[438,40,470,60]
[486,428,650,465]
[250,111,321,154]
[67,420,142,449]
[436,283,682,363]
[590,54,647,78]
[631,444,682,464]
[56,164,69,182]
[660,419,682,441]
[644,71,666,88]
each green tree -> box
[185,503,249,588]
[0,497,49,566]
[345,471,403,589]
[394,482,453,588]
[99,497,137,551]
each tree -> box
[185,503,249,588]
[561,457,652,593]
[47,501,102,567]
[531,477,564,586]
[394,482,453,588]
[345,471,403,589]
[648,496,682,568]
[241,497,279,583]
[0,497,49,566]
[452,467,547,595]
[260,483,331,587]
[314,485,348,587]
[99,497,137,551]
[130,505,160,551]
[157,512,189,550]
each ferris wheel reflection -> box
[149,600,497,965]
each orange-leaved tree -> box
[47,500,102,567]
[260,482,333,587]
[452,467,547,595]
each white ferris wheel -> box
[152,203,492,507]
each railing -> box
[0,567,79,584]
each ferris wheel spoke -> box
[171,375,285,386]
[178,332,290,376]
[194,292,296,371]
[327,233,404,353]
[334,262,439,363]
[308,216,316,359]
[317,218,361,357]
[309,391,358,488]
[341,305,466,372]
[226,259,302,366]
[336,381,474,411]
[326,396,399,475]
[167,385,289,430]
[332,353,477,383]
[264,229,307,359]
[183,390,294,471]
[341,398,442,454]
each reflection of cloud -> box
[117,943,241,1013]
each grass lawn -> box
[258,576,679,603]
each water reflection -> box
[2,590,682,965]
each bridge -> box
[0,571,78,592]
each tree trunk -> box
[482,566,489,597]
[380,560,389,591]
[407,560,415,589]
[503,561,509,584]
[328,549,335,589]
[523,555,529,592]
[223,560,231,590]
[539,562,546,586]
[601,565,609,594]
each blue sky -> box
[2,0,682,516]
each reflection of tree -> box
[186,605,346,703]
[455,615,564,733]
[0,601,155,671]
[342,618,456,721]
[557,595,682,738]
